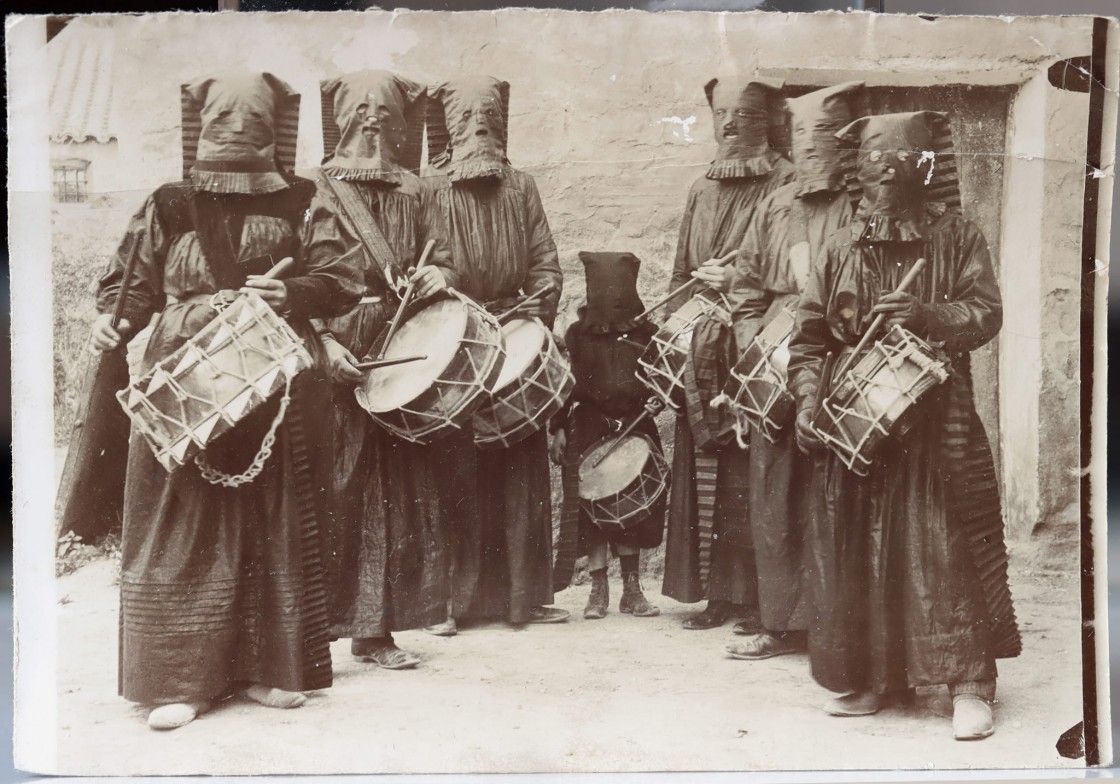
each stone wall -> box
[49,10,1100,536]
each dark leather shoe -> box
[682,601,731,630]
[731,610,762,636]
[527,606,571,624]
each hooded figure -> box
[787,110,1018,741]
[550,253,665,619]
[724,81,864,664]
[661,75,795,633]
[302,70,456,669]
[92,72,364,730]
[421,76,567,630]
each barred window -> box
[52,159,90,203]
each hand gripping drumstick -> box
[377,239,436,360]
[830,257,927,384]
[261,256,296,281]
[590,398,663,469]
[496,282,557,326]
[634,249,739,323]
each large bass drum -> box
[811,324,950,476]
[356,289,505,444]
[117,292,312,473]
[472,317,574,450]
[578,433,669,532]
[636,290,730,413]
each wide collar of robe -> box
[707,146,780,181]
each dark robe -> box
[787,202,1020,695]
[423,165,563,624]
[552,318,666,588]
[733,183,854,632]
[303,170,456,638]
[103,180,362,704]
[661,153,795,606]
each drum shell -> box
[117,292,312,472]
[722,307,797,443]
[637,292,729,412]
[578,432,670,533]
[811,326,950,475]
[356,292,505,444]
[473,319,575,450]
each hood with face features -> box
[704,76,783,180]
[837,110,958,242]
[577,251,648,333]
[183,72,298,194]
[429,76,510,183]
[321,70,424,183]
[787,81,864,196]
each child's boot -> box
[584,569,609,620]
[619,572,660,617]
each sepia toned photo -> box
[7,7,1116,776]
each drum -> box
[578,433,669,532]
[637,291,730,412]
[355,289,505,444]
[811,325,950,476]
[472,317,575,450]
[117,292,313,473]
[721,306,797,444]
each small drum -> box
[356,289,505,444]
[811,325,950,476]
[637,291,730,412]
[721,306,797,444]
[578,433,669,532]
[117,292,312,472]
[472,317,575,450]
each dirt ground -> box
[51,535,1085,777]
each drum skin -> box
[811,325,950,475]
[472,317,575,450]
[577,433,669,532]
[117,292,313,472]
[637,293,729,412]
[355,290,505,444]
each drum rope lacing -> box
[194,291,296,487]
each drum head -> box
[579,435,651,500]
[493,318,545,392]
[359,298,467,412]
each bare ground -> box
[52,537,1085,777]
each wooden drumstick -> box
[831,257,927,383]
[260,256,296,281]
[635,249,739,322]
[110,235,142,332]
[353,354,427,371]
[496,282,557,326]
[377,239,436,360]
[590,399,662,468]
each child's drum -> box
[472,317,575,450]
[356,289,505,444]
[637,290,730,413]
[721,306,797,444]
[578,433,669,532]
[117,291,313,473]
[811,324,950,476]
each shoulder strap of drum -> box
[320,174,401,290]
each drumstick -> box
[377,239,436,360]
[109,234,142,332]
[496,282,557,325]
[260,256,296,280]
[353,354,427,371]
[831,258,927,383]
[635,249,739,322]
[591,405,655,469]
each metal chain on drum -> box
[195,356,294,488]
